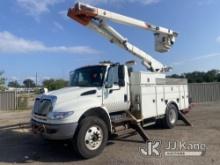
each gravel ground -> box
[0,103,219,165]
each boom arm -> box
[67,2,178,72]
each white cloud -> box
[172,53,220,66]
[58,10,68,19]
[42,76,51,80]
[18,0,160,20]
[53,21,64,31]
[216,36,220,43]
[10,76,18,81]
[0,31,99,54]
[138,0,160,5]
[78,0,160,5]
[197,0,216,6]
[17,0,63,16]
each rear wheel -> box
[163,104,178,129]
[73,116,108,159]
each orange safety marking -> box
[67,5,98,26]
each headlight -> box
[47,111,74,120]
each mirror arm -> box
[109,86,121,94]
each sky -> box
[0,0,220,84]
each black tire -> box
[73,116,108,159]
[163,104,178,129]
[155,118,163,128]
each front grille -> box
[34,99,53,116]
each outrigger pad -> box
[130,122,150,143]
[178,111,192,126]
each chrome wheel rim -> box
[84,125,103,150]
[169,108,177,124]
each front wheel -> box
[73,116,108,159]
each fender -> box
[167,100,179,111]
[78,106,112,133]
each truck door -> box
[103,65,130,113]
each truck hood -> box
[43,87,102,112]
[48,87,95,97]
[48,87,100,100]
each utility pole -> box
[35,72,38,87]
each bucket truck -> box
[31,2,191,159]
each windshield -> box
[70,66,106,87]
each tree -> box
[8,80,20,88]
[218,73,220,82]
[23,79,36,88]
[204,70,219,82]
[168,69,220,83]
[167,74,184,79]
[42,79,69,91]
[0,71,5,91]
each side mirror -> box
[40,88,48,94]
[118,65,125,87]
[105,83,113,89]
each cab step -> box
[111,111,150,143]
[111,117,133,125]
[142,121,156,128]
[115,128,137,138]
